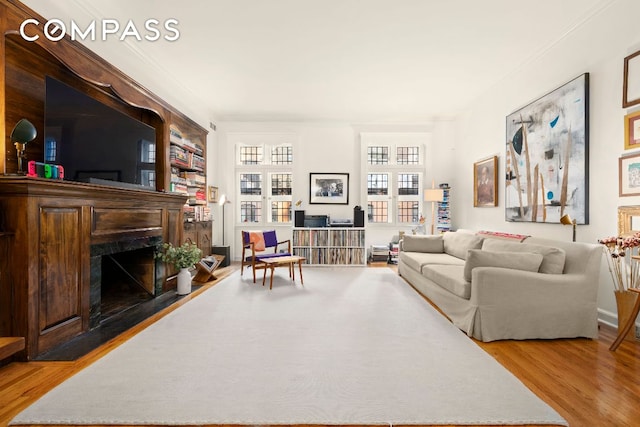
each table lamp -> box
[10,119,37,175]
[424,184,444,235]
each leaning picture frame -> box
[624,110,640,150]
[619,152,640,197]
[473,156,498,207]
[309,173,349,204]
[623,50,640,108]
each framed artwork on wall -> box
[624,110,640,150]
[505,73,589,224]
[474,156,498,207]
[619,152,640,197]
[208,186,219,203]
[623,49,640,108]
[309,173,349,204]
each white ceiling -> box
[21,0,612,123]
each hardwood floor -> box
[1,264,639,427]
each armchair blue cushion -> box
[241,230,291,282]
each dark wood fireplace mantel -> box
[0,176,187,359]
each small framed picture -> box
[208,186,219,203]
[623,50,640,108]
[473,156,498,207]
[624,110,640,150]
[619,152,640,196]
[309,173,349,204]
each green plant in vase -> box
[156,242,203,295]
[156,241,203,270]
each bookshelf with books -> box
[168,115,211,254]
[436,184,451,233]
[292,228,366,266]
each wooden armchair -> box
[241,230,291,283]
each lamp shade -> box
[560,214,575,225]
[424,188,444,202]
[218,194,226,206]
[10,119,37,144]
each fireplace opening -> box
[100,249,155,322]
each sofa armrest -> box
[470,267,598,307]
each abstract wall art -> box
[505,73,589,224]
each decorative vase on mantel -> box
[614,289,639,342]
[177,267,192,295]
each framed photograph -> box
[309,173,349,204]
[505,73,589,224]
[624,110,640,150]
[474,156,498,207]
[208,186,219,203]
[619,152,640,197]
[623,50,640,108]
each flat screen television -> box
[44,75,157,190]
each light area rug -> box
[11,268,567,426]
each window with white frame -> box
[235,136,294,225]
[362,133,427,225]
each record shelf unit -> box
[292,228,366,266]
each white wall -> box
[212,121,457,260]
[452,0,640,325]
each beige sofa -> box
[397,231,602,342]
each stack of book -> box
[183,205,211,222]
[170,145,189,168]
[388,243,399,264]
[369,244,389,263]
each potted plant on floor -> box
[156,242,203,295]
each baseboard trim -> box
[598,307,640,334]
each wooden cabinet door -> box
[183,222,197,246]
[38,206,88,353]
[197,221,212,256]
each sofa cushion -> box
[442,231,484,260]
[481,239,566,274]
[401,234,444,253]
[399,251,465,272]
[422,265,470,299]
[463,249,544,282]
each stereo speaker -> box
[211,245,230,267]
[354,209,365,227]
[294,210,305,227]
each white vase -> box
[177,267,192,295]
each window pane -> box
[240,201,262,223]
[240,146,263,165]
[398,201,419,223]
[140,170,155,188]
[271,146,293,165]
[367,146,389,165]
[45,137,57,162]
[271,201,291,223]
[367,201,388,223]
[398,173,419,195]
[240,173,262,195]
[271,173,292,195]
[397,146,419,165]
[367,173,388,195]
